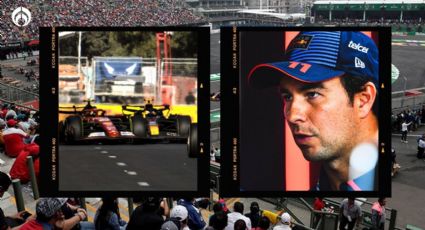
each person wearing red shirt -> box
[0,104,8,119]
[10,143,40,184]
[2,119,29,157]
[313,197,325,211]
[20,198,90,230]
[0,119,6,152]
[313,198,325,228]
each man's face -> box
[280,76,357,162]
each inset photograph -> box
[40,28,209,195]
[220,28,391,196]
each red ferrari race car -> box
[58,100,198,157]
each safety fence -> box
[57,56,198,105]
[160,58,197,105]
[260,197,401,230]
[0,82,39,109]
[10,158,407,230]
[392,94,425,112]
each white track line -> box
[137,182,150,187]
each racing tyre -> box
[64,116,82,144]
[132,115,148,138]
[188,123,198,158]
[177,115,191,138]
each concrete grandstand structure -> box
[2,1,425,229]
[312,0,425,22]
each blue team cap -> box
[248,31,379,88]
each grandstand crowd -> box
[312,17,424,31]
[0,102,39,185]
[0,192,388,230]
[1,0,421,228]
[392,107,425,133]
[0,0,204,44]
[0,60,39,97]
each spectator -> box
[210,149,216,162]
[313,197,325,227]
[213,147,221,163]
[339,198,362,230]
[254,216,270,230]
[0,0,205,43]
[245,202,261,228]
[57,199,91,230]
[185,92,196,104]
[25,72,31,82]
[0,119,5,153]
[233,219,247,230]
[225,202,251,230]
[313,197,325,211]
[5,106,17,121]
[161,220,180,230]
[94,197,127,230]
[206,211,227,230]
[170,205,190,230]
[194,198,210,210]
[20,197,87,230]
[401,119,412,143]
[1,104,8,119]
[9,142,40,184]
[178,198,206,230]
[60,200,94,230]
[2,119,29,157]
[210,202,225,227]
[0,171,28,229]
[217,199,229,214]
[126,197,164,230]
[160,198,171,220]
[17,113,30,134]
[273,213,292,230]
[371,198,387,230]
[417,134,425,159]
[391,148,401,177]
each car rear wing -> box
[58,105,85,114]
[122,104,170,112]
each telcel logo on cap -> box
[348,41,369,53]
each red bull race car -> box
[59,100,198,157]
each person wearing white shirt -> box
[225,202,251,230]
[417,134,425,159]
[5,108,17,120]
[401,120,412,143]
[210,149,215,162]
[170,205,191,230]
[273,213,292,230]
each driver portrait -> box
[249,31,379,191]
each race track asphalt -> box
[392,44,425,93]
[59,143,197,191]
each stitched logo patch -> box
[287,35,313,52]
[355,57,365,68]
